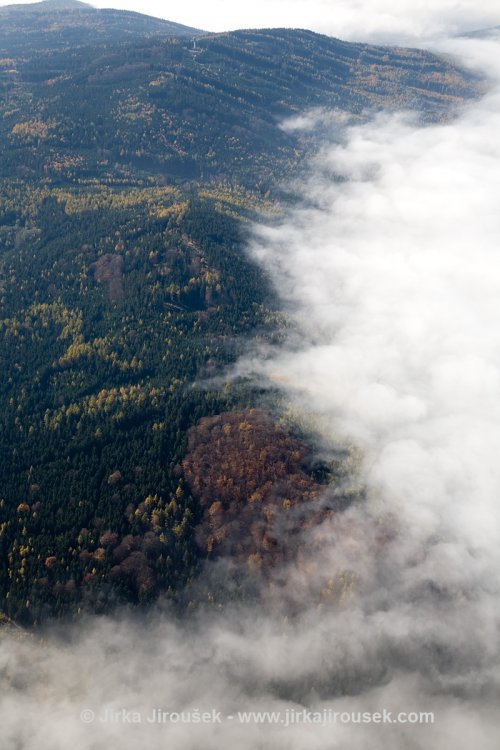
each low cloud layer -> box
[3,23,500,750]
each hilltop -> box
[0,0,201,53]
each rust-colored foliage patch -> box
[182,409,331,572]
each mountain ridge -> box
[0,23,482,190]
[0,0,203,53]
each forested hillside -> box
[0,20,481,188]
[0,1,481,623]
